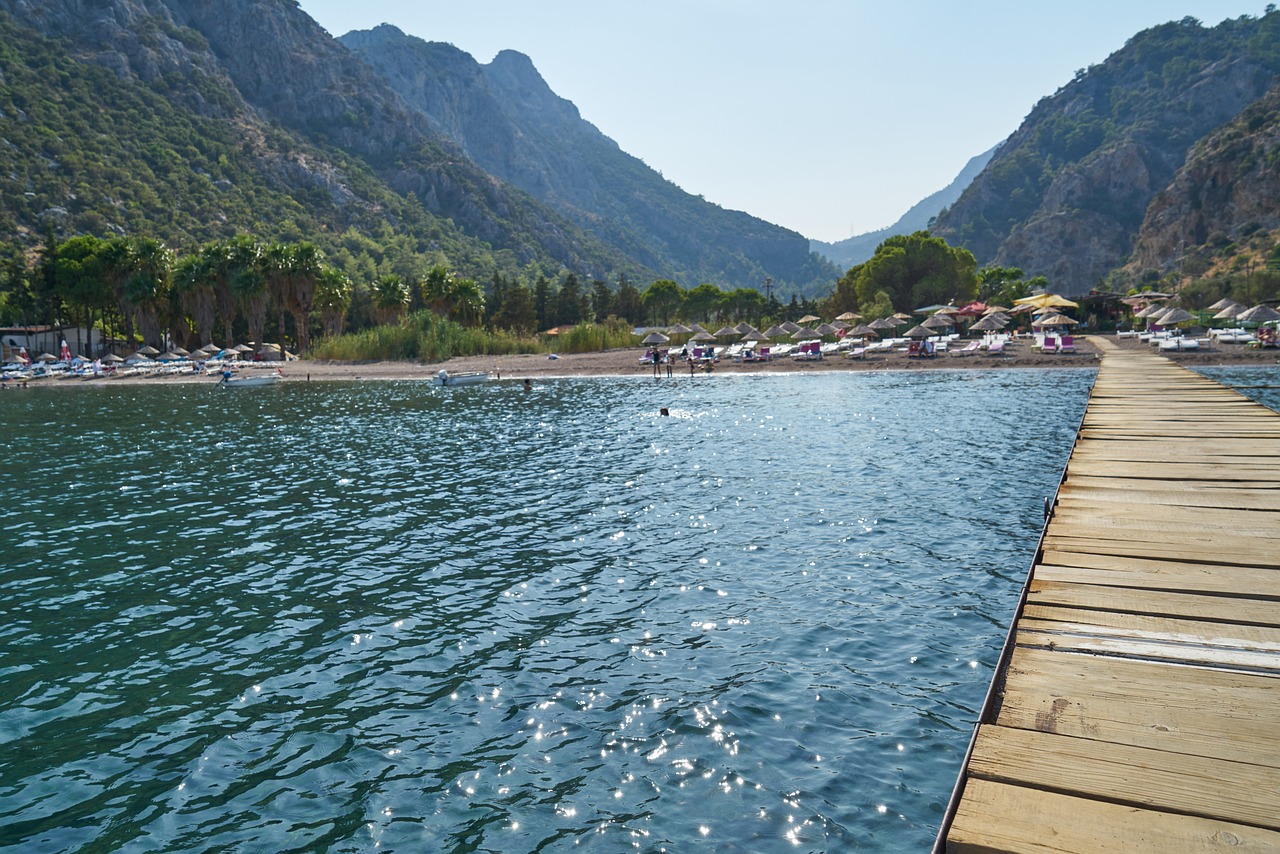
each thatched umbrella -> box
[690,330,717,343]
[969,314,1009,332]
[1237,304,1280,324]
[815,323,840,337]
[713,325,739,338]
[846,323,879,338]
[641,331,670,345]
[798,314,821,325]
[868,317,900,331]
[1207,297,1241,312]
[835,311,861,322]
[1213,303,1246,321]
[922,314,953,330]
[790,326,820,339]
[1156,308,1195,326]
[763,325,790,339]
[903,324,933,338]
[780,321,801,334]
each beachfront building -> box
[2,326,107,361]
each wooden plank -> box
[995,647,1280,765]
[1056,484,1280,511]
[947,779,1280,853]
[1027,579,1280,626]
[1020,604,1280,649]
[1033,556,1280,599]
[1041,534,1278,569]
[966,725,1280,831]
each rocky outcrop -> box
[1128,83,1280,272]
[933,14,1280,294]
[341,25,832,292]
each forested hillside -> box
[933,12,1280,295]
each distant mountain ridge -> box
[931,13,1280,295]
[0,0,834,296]
[810,146,998,270]
[340,25,835,293]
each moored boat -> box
[219,373,282,388]
[432,369,494,387]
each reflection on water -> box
[0,369,1093,851]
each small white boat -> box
[432,369,494,387]
[219,373,282,388]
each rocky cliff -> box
[933,13,1280,295]
[340,25,834,293]
[1127,82,1280,274]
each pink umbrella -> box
[60,339,71,362]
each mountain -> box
[932,13,1280,295]
[0,0,639,279]
[1125,80,1280,279]
[0,0,833,296]
[339,25,835,295]
[810,145,997,270]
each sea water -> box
[3,368,1101,851]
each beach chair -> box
[1059,335,1075,353]
[758,346,771,361]
[846,347,866,360]
[984,340,1007,356]
[951,340,980,357]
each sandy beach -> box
[9,334,1278,387]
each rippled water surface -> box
[1,369,1095,852]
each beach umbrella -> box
[666,323,693,335]
[835,311,861,321]
[1134,304,1164,319]
[37,352,57,362]
[59,339,71,362]
[763,325,790,339]
[690,330,717,342]
[868,317,900,331]
[137,345,160,356]
[1034,314,1078,327]
[984,305,1011,314]
[922,314,953,329]
[846,324,879,338]
[815,323,839,336]
[713,325,739,338]
[641,331,670,345]
[892,312,914,322]
[1014,293,1079,310]
[790,326,820,339]
[171,346,190,357]
[830,319,849,330]
[1212,303,1245,320]
[780,321,800,334]
[734,322,754,334]
[738,325,761,339]
[798,314,820,324]
[903,324,933,338]
[102,353,124,363]
[1237,304,1280,324]
[1157,308,1195,326]
[1207,297,1241,312]
[969,314,1009,332]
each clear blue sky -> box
[296,1,1263,243]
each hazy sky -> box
[296,1,1262,242]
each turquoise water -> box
[0,369,1095,852]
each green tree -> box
[172,251,217,347]
[590,279,613,323]
[492,281,536,334]
[845,231,977,314]
[533,276,553,331]
[642,279,684,325]
[555,273,584,327]
[371,275,410,325]
[683,283,723,323]
[451,278,485,326]
[315,266,353,338]
[614,273,643,325]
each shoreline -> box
[7,335,1278,388]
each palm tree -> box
[315,267,352,338]
[451,277,486,326]
[173,253,217,347]
[286,242,324,352]
[371,275,410,325]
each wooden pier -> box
[937,340,1280,852]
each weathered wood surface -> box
[942,341,1280,852]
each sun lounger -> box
[846,347,866,359]
[1059,335,1075,353]
[951,341,981,357]
[984,340,1007,356]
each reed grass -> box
[308,311,540,362]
